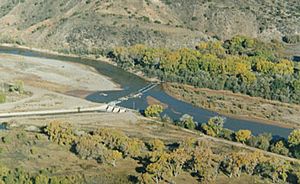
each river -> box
[0,46,293,137]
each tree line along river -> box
[0,46,293,138]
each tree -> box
[94,128,144,158]
[188,146,219,182]
[177,114,196,129]
[235,130,252,144]
[221,151,264,178]
[44,121,76,145]
[270,140,289,156]
[144,105,163,117]
[75,134,123,166]
[219,128,235,141]
[247,133,272,150]
[288,129,300,158]
[148,139,165,152]
[35,174,49,184]
[288,129,300,147]
[255,159,291,182]
[201,116,225,137]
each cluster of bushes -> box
[0,35,25,45]
[283,34,300,44]
[107,36,300,104]
[0,165,83,184]
[146,104,300,160]
[42,121,300,183]
[201,116,300,159]
[0,81,25,94]
[44,121,145,166]
[0,81,25,103]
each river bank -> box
[0,44,295,137]
[163,83,300,129]
[0,43,159,83]
[0,52,120,113]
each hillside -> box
[0,0,299,53]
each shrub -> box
[0,93,5,103]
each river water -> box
[0,46,293,137]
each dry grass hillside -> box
[0,0,299,53]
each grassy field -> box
[163,83,300,129]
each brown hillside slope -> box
[0,0,299,52]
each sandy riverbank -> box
[0,53,120,113]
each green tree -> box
[201,116,224,137]
[247,133,272,150]
[177,114,196,129]
[270,140,289,156]
[288,129,300,158]
[288,129,300,147]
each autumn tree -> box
[108,39,298,104]
[44,121,76,145]
[147,139,165,152]
[235,130,252,144]
[143,148,190,183]
[187,145,220,182]
[94,128,145,158]
[144,104,163,117]
[221,151,264,178]
[75,135,122,166]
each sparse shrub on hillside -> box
[8,80,24,94]
[0,93,6,103]
[283,34,300,44]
